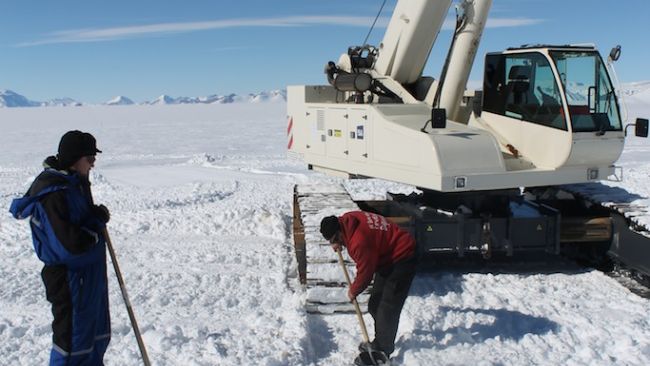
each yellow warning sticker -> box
[334,129,342,137]
[426,225,433,232]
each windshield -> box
[550,51,622,132]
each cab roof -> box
[506,44,596,51]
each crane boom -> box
[437,0,492,121]
[373,0,452,84]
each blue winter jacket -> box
[10,168,106,267]
[9,161,111,365]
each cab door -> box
[482,51,572,169]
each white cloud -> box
[485,17,544,28]
[17,16,379,47]
[17,15,542,47]
[442,17,543,30]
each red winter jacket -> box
[339,211,415,297]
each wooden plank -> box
[293,185,307,285]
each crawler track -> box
[293,184,370,314]
[561,183,650,236]
[561,183,650,290]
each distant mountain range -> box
[0,89,287,108]
[619,81,650,97]
[2,83,649,108]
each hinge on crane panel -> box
[481,218,492,260]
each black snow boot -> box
[353,349,390,366]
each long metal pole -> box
[104,228,151,366]
[336,249,371,343]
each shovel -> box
[104,228,151,366]
[336,249,389,366]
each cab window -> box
[483,52,567,130]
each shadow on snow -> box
[304,314,337,364]
[393,306,558,363]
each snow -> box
[620,81,650,97]
[41,97,82,107]
[0,90,80,107]
[1,99,650,365]
[0,89,40,108]
[147,95,176,105]
[140,91,287,105]
[106,96,135,106]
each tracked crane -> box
[288,0,650,309]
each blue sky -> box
[1,0,648,103]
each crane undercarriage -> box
[293,183,650,314]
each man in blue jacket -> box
[10,130,111,365]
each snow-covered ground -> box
[1,101,649,365]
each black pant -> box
[367,255,417,356]
[41,265,73,353]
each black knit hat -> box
[57,130,102,168]
[320,215,340,241]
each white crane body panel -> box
[288,83,621,192]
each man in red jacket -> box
[320,211,417,357]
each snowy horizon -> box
[0,89,288,108]
[3,81,650,109]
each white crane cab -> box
[472,45,626,176]
[288,45,628,192]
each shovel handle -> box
[104,228,152,366]
[336,249,371,343]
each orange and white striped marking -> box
[287,116,294,150]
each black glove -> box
[94,204,110,223]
